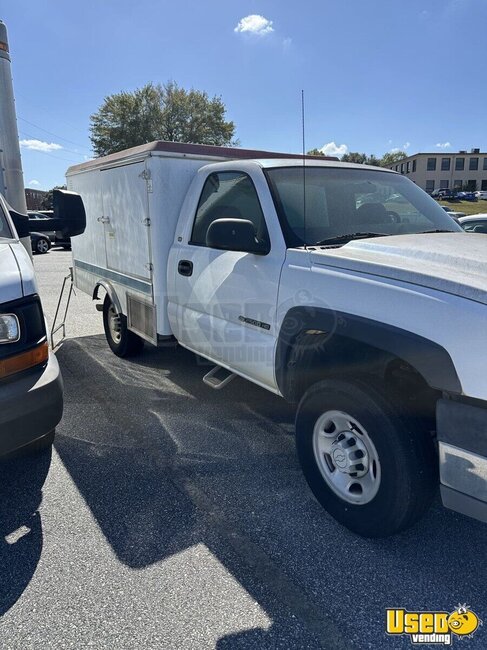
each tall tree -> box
[90,82,236,156]
[307,148,326,156]
[380,151,408,167]
[341,152,368,164]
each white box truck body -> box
[67,141,308,344]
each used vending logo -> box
[386,604,482,645]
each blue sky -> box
[2,0,487,190]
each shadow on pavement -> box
[53,335,487,649]
[0,448,51,616]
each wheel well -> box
[283,332,440,424]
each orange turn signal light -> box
[0,342,49,380]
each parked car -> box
[27,210,56,241]
[456,191,477,202]
[431,189,455,199]
[27,209,71,249]
[474,190,487,200]
[441,206,466,218]
[459,214,487,233]
[30,231,51,254]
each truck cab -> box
[0,193,63,456]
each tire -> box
[295,378,437,537]
[35,237,50,254]
[20,430,55,455]
[102,295,144,358]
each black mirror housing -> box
[206,218,269,255]
[52,189,86,237]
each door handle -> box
[178,260,193,276]
[97,215,110,224]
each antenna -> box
[301,90,307,248]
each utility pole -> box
[0,21,30,253]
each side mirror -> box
[52,189,86,237]
[206,218,269,255]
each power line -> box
[18,129,88,158]
[17,116,92,152]
[19,143,83,164]
[15,91,90,139]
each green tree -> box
[380,151,408,168]
[340,152,368,164]
[41,185,67,210]
[307,148,326,156]
[366,155,382,167]
[90,82,236,157]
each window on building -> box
[400,163,404,174]
[455,158,465,171]
[425,180,435,193]
[453,179,462,189]
[483,158,487,171]
[427,158,436,171]
[469,158,479,171]
[481,180,487,191]
[412,160,417,172]
[441,157,451,171]
[466,180,477,192]
[440,180,449,189]
[406,161,410,173]
[395,165,398,171]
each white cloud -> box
[319,142,349,157]
[234,15,274,36]
[436,141,451,149]
[390,147,401,153]
[28,179,40,186]
[20,139,63,152]
[403,142,411,149]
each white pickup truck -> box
[67,141,487,537]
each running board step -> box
[203,366,236,390]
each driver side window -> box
[190,171,270,248]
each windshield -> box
[264,166,462,247]
[0,198,13,239]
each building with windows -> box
[25,187,47,210]
[388,148,487,193]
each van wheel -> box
[20,430,55,456]
[295,378,437,537]
[102,296,144,358]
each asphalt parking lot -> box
[1,249,487,649]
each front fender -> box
[275,306,461,400]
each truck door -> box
[101,161,152,280]
[169,169,286,392]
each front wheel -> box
[295,378,437,537]
[102,296,144,358]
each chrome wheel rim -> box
[108,304,122,344]
[312,409,381,505]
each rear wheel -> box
[295,378,437,537]
[102,295,144,358]
[35,237,50,254]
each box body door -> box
[101,161,152,280]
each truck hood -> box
[310,233,487,305]
[0,240,37,302]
